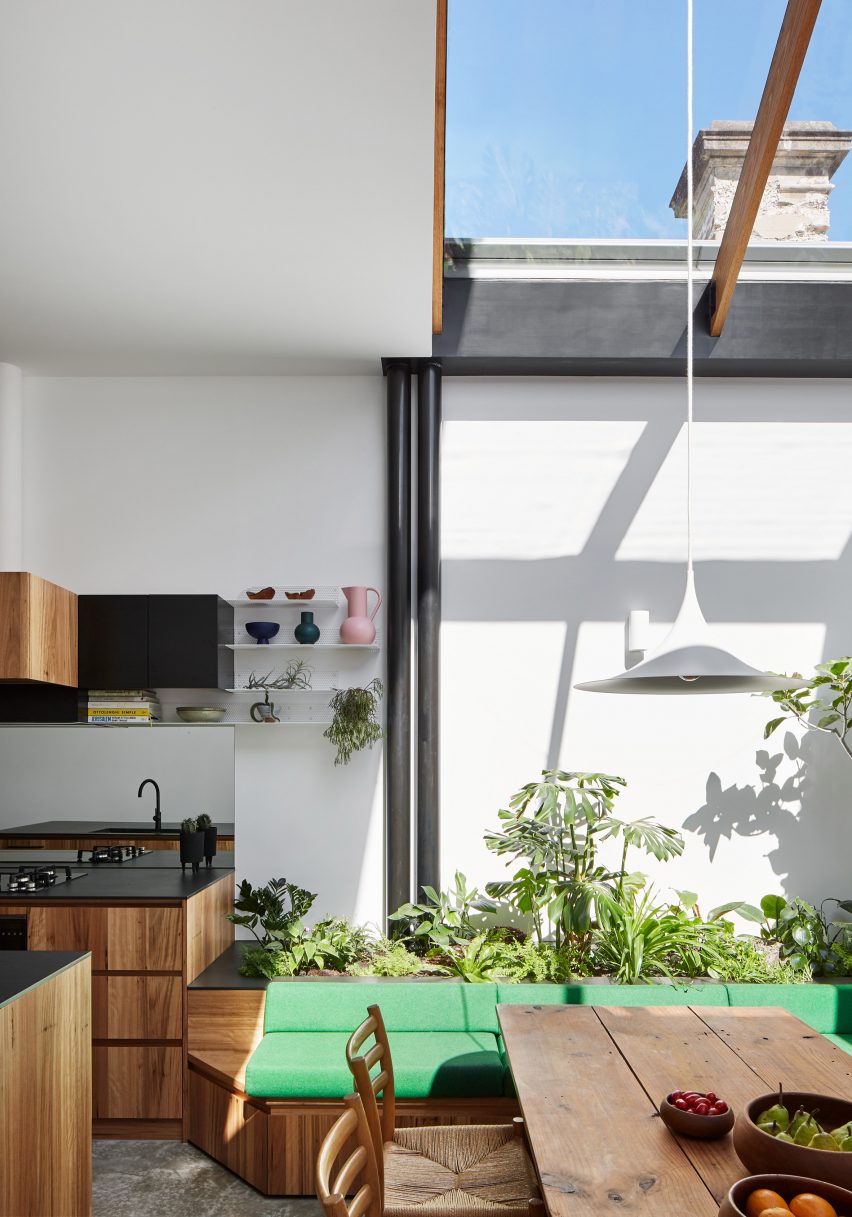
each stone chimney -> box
[670,121,852,241]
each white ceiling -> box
[0,1,436,373]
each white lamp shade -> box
[574,573,808,695]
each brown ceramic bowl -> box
[246,586,275,600]
[285,588,315,600]
[659,1092,735,1140]
[734,1092,852,1190]
[718,1173,852,1217]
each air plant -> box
[247,660,313,692]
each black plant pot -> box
[203,826,218,867]
[180,830,205,874]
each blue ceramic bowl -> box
[245,621,280,644]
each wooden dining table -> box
[497,1002,852,1215]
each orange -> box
[790,1198,838,1217]
[747,1192,791,1217]
[761,1210,795,1217]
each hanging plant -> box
[325,678,384,765]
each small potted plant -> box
[197,813,217,867]
[179,816,204,874]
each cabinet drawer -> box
[93,975,183,1040]
[93,1045,183,1119]
[28,906,108,969]
[107,907,182,971]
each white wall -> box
[20,375,385,923]
[441,377,852,915]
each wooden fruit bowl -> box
[718,1172,852,1217]
[733,1092,852,1190]
[659,1093,735,1140]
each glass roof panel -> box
[445,0,852,241]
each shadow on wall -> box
[440,378,852,902]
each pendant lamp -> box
[575,0,804,697]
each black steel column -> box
[416,360,442,897]
[385,362,412,921]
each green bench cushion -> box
[244,1030,505,1099]
[263,980,499,1033]
[825,1033,852,1055]
[495,982,729,1007]
[725,983,852,1033]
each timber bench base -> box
[187,1052,520,1196]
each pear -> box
[757,1102,790,1134]
[810,1131,840,1151]
[789,1105,812,1137]
[840,1135,852,1152]
[775,1132,795,1144]
[794,1120,819,1146]
[833,1120,852,1144]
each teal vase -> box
[294,611,320,645]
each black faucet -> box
[138,778,162,832]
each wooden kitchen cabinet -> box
[28,905,109,969]
[93,1045,183,1119]
[93,975,183,1040]
[0,572,77,686]
[107,906,182,971]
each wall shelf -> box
[225,642,379,652]
[228,598,339,610]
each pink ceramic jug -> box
[340,586,382,644]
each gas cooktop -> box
[77,845,151,864]
[0,865,87,894]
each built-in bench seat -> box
[186,969,852,1196]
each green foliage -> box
[324,678,384,765]
[493,938,588,982]
[248,660,313,691]
[485,770,682,948]
[431,933,508,983]
[228,876,317,948]
[762,658,852,762]
[196,813,213,830]
[236,915,371,978]
[707,936,808,985]
[591,888,720,985]
[388,871,495,952]
[180,817,198,833]
[742,894,852,976]
[349,938,425,977]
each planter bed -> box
[186,952,852,1196]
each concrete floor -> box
[93,1140,323,1217]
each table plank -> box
[595,1005,758,1204]
[695,1005,852,1096]
[498,1004,716,1216]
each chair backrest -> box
[345,1003,395,1179]
[315,1093,382,1217]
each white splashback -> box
[0,726,234,829]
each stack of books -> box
[87,690,162,725]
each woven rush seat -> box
[384,1124,536,1217]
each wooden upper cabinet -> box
[0,572,77,686]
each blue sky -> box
[446,0,852,240]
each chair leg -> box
[528,1197,544,1217]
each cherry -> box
[705,1092,717,1104]
[694,1102,710,1115]
[674,1099,688,1111]
[711,1101,728,1114]
[670,1091,684,1102]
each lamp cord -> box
[686,0,694,575]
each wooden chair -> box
[316,1092,383,1217]
[346,1004,541,1217]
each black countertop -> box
[188,942,268,989]
[0,866,234,901]
[0,950,90,1009]
[0,819,235,838]
[0,849,234,869]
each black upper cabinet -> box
[78,596,149,689]
[78,594,234,690]
[148,595,233,689]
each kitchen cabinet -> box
[6,873,235,1138]
[0,572,77,687]
[78,593,233,689]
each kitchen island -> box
[1,951,91,1216]
[0,818,235,852]
[0,864,234,1140]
